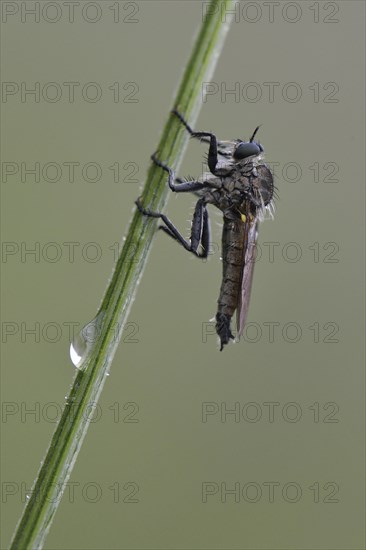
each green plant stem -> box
[9,1,234,548]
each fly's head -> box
[232,126,263,163]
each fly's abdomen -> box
[216,218,245,350]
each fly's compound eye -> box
[233,141,262,160]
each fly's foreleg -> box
[170,110,219,174]
[190,131,218,175]
[172,109,230,168]
[171,109,195,135]
[136,197,210,259]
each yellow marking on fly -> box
[241,212,255,223]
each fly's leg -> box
[172,109,195,135]
[171,110,218,174]
[191,131,219,175]
[136,197,210,258]
[137,153,210,257]
[172,109,231,164]
[150,153,206,193]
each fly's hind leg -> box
[136,197,210,258]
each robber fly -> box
[136,110,275,350]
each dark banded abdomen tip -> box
[215,312,234,351]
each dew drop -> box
[70,312,105,370]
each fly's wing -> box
[236,215,259,338]
[236,162,274,337]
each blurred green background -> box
[1,1,364,548]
